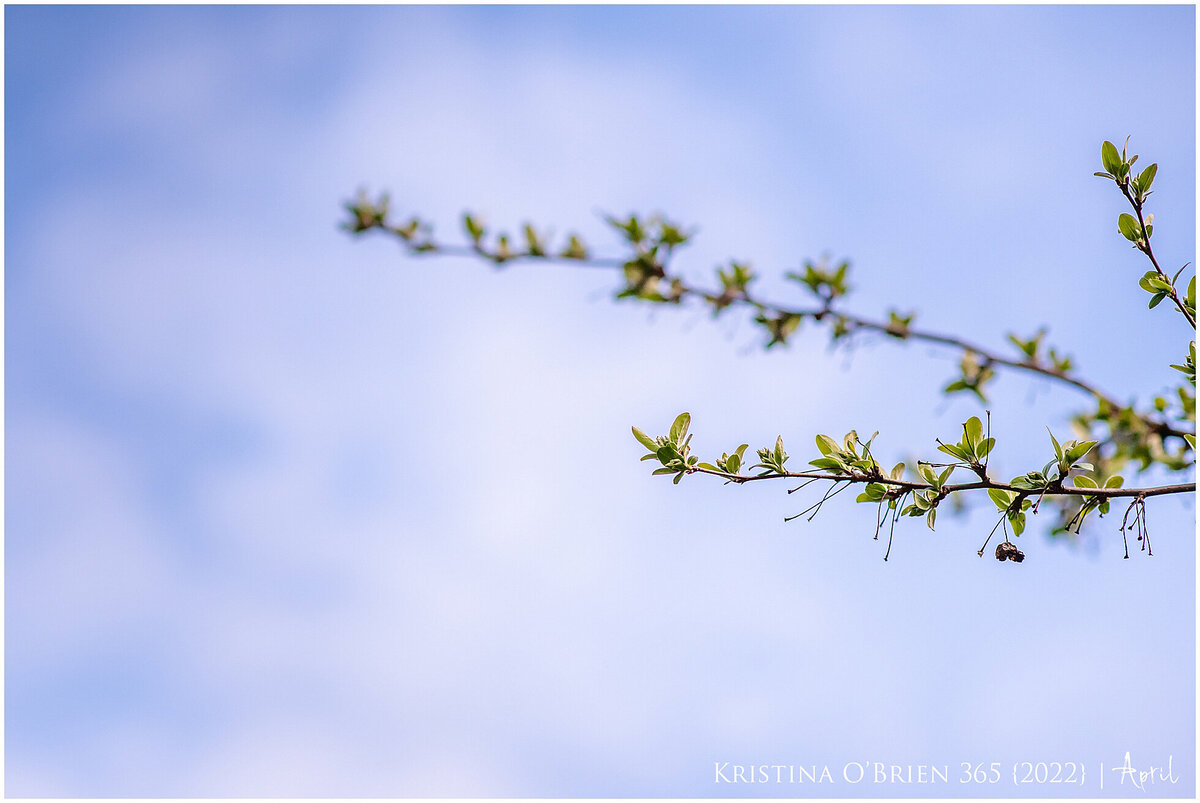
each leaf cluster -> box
[632,412,698,485]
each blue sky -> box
[5,5,1196,797]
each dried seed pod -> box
[995,542,1025,563]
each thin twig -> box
[884,492,906,561]
[978,512,1007,557]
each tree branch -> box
[342,148,1194,558]
[346,210,1194,446]
[1120,183,1196,329]
[689,465,1194,500]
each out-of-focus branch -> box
[342,199,1193,447]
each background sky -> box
[5,5,1196,798]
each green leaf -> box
[1101,140,1121,174]
[1146,273,1172,292]
[1065,440,1097,463]
[926,508,936,531]
[964,416,983,447]
[1047,428,1063,461]
[1104,475,1125,489]
[1073,476,1098,489]
[1008,511,1026,537]
[1118,213,1141,242]
[988,488,1014,510]
[563,233,588,260]
[808,457,845,472]
[463,214,485,243]
[1010,473,1047,491]
[976,437,995,459]
[936,443,968,461]
[672,472,684,485]
[890,462,906,480]
[856,483,887,503]
[656,445,677,464]
[696,462,719,472]
[651,467,675,475]
[669,412,691,445]
[1149,292,1167,309]
[816,434,840,456]
[726,453,741,474]
[1138,163,1157,190]
[632,426,658,452]
[523,223,546,256]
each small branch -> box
[395,238,629,271]
[787,477,823,494]
[350,216,1193,445]
[689,465,1194,500]
[1121,185,1196,328]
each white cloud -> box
[6,413,179,669]
[13,24,846,791]
[8,8,1194,797]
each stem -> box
[978,513,1007,556]
[1121,184,1196,329]
[884,492,905,561]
